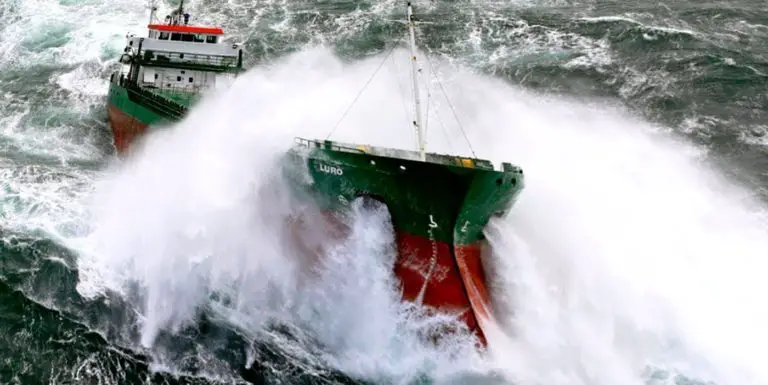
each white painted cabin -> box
[115,17,243,105]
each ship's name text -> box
[318,163,344,176]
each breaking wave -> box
[62,46,768,385]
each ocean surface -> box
[1,0,767,384]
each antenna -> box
[147,0,159,25]
[406,2,426,161]
[165,0,185,25]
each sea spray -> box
[451,72,768,385]
[77,47,485,383]
[73,46,768,385]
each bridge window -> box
[194,34,205,43]
[170,33,181,41]
[159,32,169,40]
[206,35,217,44]
[182,34,194,42]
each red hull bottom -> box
[289,209,493,346]
[107,104,148,156]
[395,233,491,346]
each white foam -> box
[76,47,485,383]
[73,45,768,385]
[0,0,759,383]
[441,71,768,385]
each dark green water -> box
[0,0,766,384]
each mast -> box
[406,2,426,161]
[166,0,186,25]
[147,0,159,25]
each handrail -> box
[136,56,242,74]
[293,138,367,154]
[292,137,504,171]
[122,79,188,120]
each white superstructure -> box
[113,0,243,102]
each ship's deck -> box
[293,137,515,172]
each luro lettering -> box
[318,163,344,176]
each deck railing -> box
[292,137,502,170]
[293,138,367,154]
[119,77,188,120]
[138,50,243,73]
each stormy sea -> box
[1,0,766,384]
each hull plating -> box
[395,232,490,345]
[283,142,524,346]
[107,103,148,156]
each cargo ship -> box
[106,0,524,348]
[106,0,243,155]
[281,3,524,347]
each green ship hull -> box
[107,77,186,155]
[282,139,524,345]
